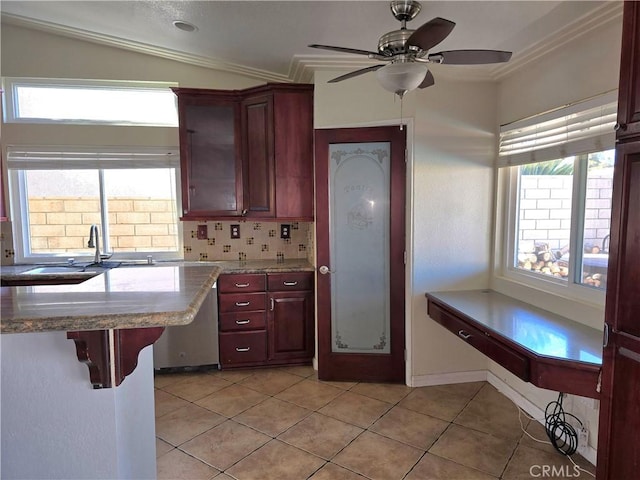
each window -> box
[2,78,178,126]
[498,92,617,298]
[511,150,614,290]
[7,147,182,263]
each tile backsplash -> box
[182,221,315,264]
[0,219,316,266]
[0,221,15,266]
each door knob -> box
[319,265,333,275]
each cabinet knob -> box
[241,209,248,216]
[614,122,627,132]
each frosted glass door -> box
[329,143,391,354]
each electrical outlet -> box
[280,224,291,239]
[196,224,208,240]
[230,224,241,239]
[577,427,589,455]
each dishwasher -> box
[153,282,219,370]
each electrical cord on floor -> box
[514,392,595,478]
[545,392,580,456]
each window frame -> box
[2,77,178,127]
[498,153,608,306]
[7,146,183,264]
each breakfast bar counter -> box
[0,259,314,334]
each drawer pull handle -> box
[235,283,250,288]
[270,298,275,311]
[458,330,472,340]
[235,347,251,352]
[235,319,251,325]
[283,281,298,286]
[235,301,251,307]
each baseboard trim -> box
[410,370,488,387]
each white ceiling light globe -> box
[376,62,428,97]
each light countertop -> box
[426,289,602,365]
[1,259,314,334]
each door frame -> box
[314,124,413,385]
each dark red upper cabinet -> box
[174,84,314,221]
[616,1,640,141]
[242,93,275,218]
[174,89,243,219]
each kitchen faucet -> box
[87,224,102,264]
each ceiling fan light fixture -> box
[376,62,428,96]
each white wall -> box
[0,332,156,479]
[498,17,622,125]
[411,78,498,379]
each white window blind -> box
[6,146,179,170]
[498,91,618,167]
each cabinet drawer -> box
[218,274,266,293]
[219,331,267,365]
[219,311,266,332]
[267,272,314,291]
[428,302,530,381]
[219,292,266,313]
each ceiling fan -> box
[309,0,512,97]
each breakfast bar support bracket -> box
[67,327,165,388]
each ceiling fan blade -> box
[328,65,384,83]
[406,17,456,51]
[418,70,435,89]
[308,44,380,57]
[429,49,513,65]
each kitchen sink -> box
[0,261,158,287]
[22,266,88,275]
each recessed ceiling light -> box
[172,20,197,32]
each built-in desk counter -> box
[426,289,603,399]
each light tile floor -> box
[154,366,596,480]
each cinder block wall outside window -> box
[28,197,178,253]
[519,174,612,252]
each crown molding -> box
[1,13,291,84]
[492,1,623,80]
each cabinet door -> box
[268,291,314,361]
[273,89,314,220]
[596,141,640,479]
[616,1,640,140]
[242,94,275,217]
[175,91,243,218]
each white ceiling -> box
[0,1,622,83]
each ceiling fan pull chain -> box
[399,95,404,131]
